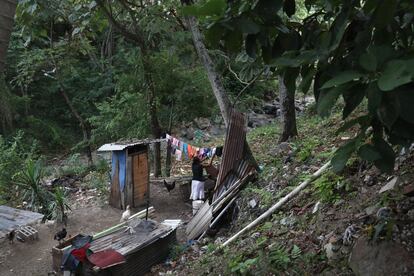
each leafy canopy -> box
[184,0,414,173]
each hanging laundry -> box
[183,143,188,159]
[189,145,197,158]
[165,133,219,161]
[175,149,182,161]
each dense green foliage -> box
[0,0,271,207]
[185,0,414,173]
[1,0,271,151]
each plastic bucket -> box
[192,200,204,215]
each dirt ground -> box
[0,180,192,276]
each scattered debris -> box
[248,199,257,209]
[342,225,357,245]
[379,177,399,194]
[280,216,296,227]
[312,201,321,214]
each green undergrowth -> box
[187,111,360,274]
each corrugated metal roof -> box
[104,229,176,276]
[97,138,166,152]
[89,219,173,256]
[0,205,43,239]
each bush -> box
[47,186,71,224]
[13,158,50,213]
[0,131,38,203]
[57,153,90,176]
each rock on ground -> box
[349,237,414,276]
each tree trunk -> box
[0,0,17,73]
[183,6,259,171]
[278,75,298,142]
[144,59,162,177]
[59,87,94,166]
[185,15,232,127]
[165,103,174,177]
[0,0,17,132]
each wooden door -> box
[132,151,149,207]
[109,159,121,209]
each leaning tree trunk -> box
[278,75,298,142]
[185,15,232,127]
[183,9,259,170]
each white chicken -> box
[120,205,131,222]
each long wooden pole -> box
[220,161,331,248]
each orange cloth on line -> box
[188,145,195,158]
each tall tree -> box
[96,0,164,176]
[0,0,17,73]
[181,0,259,170]
[278,75,297,142]
[179,0,414,173]
[183,13,232,126]
[0,0,17,132]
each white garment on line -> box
[190,180,205,200]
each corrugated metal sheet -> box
[100,229,176,276]
[215,111,246,189]
[186,111,257,240]
[98,138,165,152]
[0,205,43,239]
[213,158,254,200]
[186,201,212,240]
[89,220,172,255]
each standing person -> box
[190,157,205,200]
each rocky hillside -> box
[152,107,414,275]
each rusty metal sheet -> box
[213,158,254,201]
[186,111,257,241]
[215,111,246,191]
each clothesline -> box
[166,134,222,162]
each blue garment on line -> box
[111,150,127,191]
[183,143,188,159]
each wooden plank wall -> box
[109,159,121,209]
[125,155,134,208]
[132,151,149,207]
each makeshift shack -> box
[98,139,164,209]
[52,212,178,275]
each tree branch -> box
[170,8,187,31]
[96,0,146,49]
